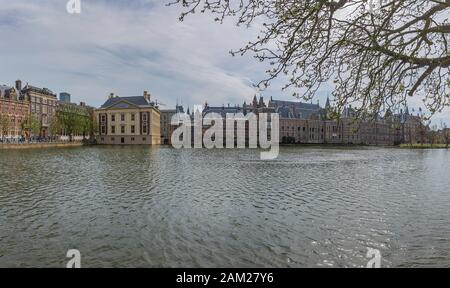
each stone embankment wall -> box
[0,142,85,150]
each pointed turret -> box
[252,95,258,108]
[325,96,331,109]
[175,104,184,113]
[258,96,265,108]
[384,108,393,119]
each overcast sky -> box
[0,0,448,125]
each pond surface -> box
[0,146,449,267]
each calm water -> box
[0,146,449,268]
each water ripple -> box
[0,146,449,267]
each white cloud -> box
[0,0,448,125]
[0,0,266,109]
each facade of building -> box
[59,92,71,103]
[271,98,396,145]
[21,81,58,137]
[0,81,30,139]
[195,97,414,146]
[201,96,277,146]
[95,91,161,145]
[168,96,414,147]
[393,108,423,144]
[1,78,428,147]
[160,105,184,145]
[437,128,450,145]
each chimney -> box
[109,93,114,99]
[15,80,22,91]
[143,91,150,102]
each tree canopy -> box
[0,114,11,136]
[57,104,93,140]
[21,114,41,137]
[169,0,450,118]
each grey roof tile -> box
[100,96,153,108]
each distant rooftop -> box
[203,105,245,117]
[22,84,57,97]
[100,95,155,109]
[269,98,322,119]
[269,99,321,110]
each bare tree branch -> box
[169,0,450,118]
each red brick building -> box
[21,81,58,137]
[0,81,30,140]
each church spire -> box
[252,95,258,108]
[258,96,265,108]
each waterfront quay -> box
[0,142,84,150]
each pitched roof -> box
[203,106,244,117]
[269,99,322,119]
[0,85,22,100]
[0,85,12,98]
[100,96,154,109]
[22,85,57,97]
[269,99,320,110]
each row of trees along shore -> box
[0,107,95,141]
[49,104,95,141]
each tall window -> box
[131,125,135,134]
[121,126,125,134]
[111,114,115,122]
[111,126,116,134]
[142,113,148,134]
[121,114,125,121]
[131,114,135,121]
